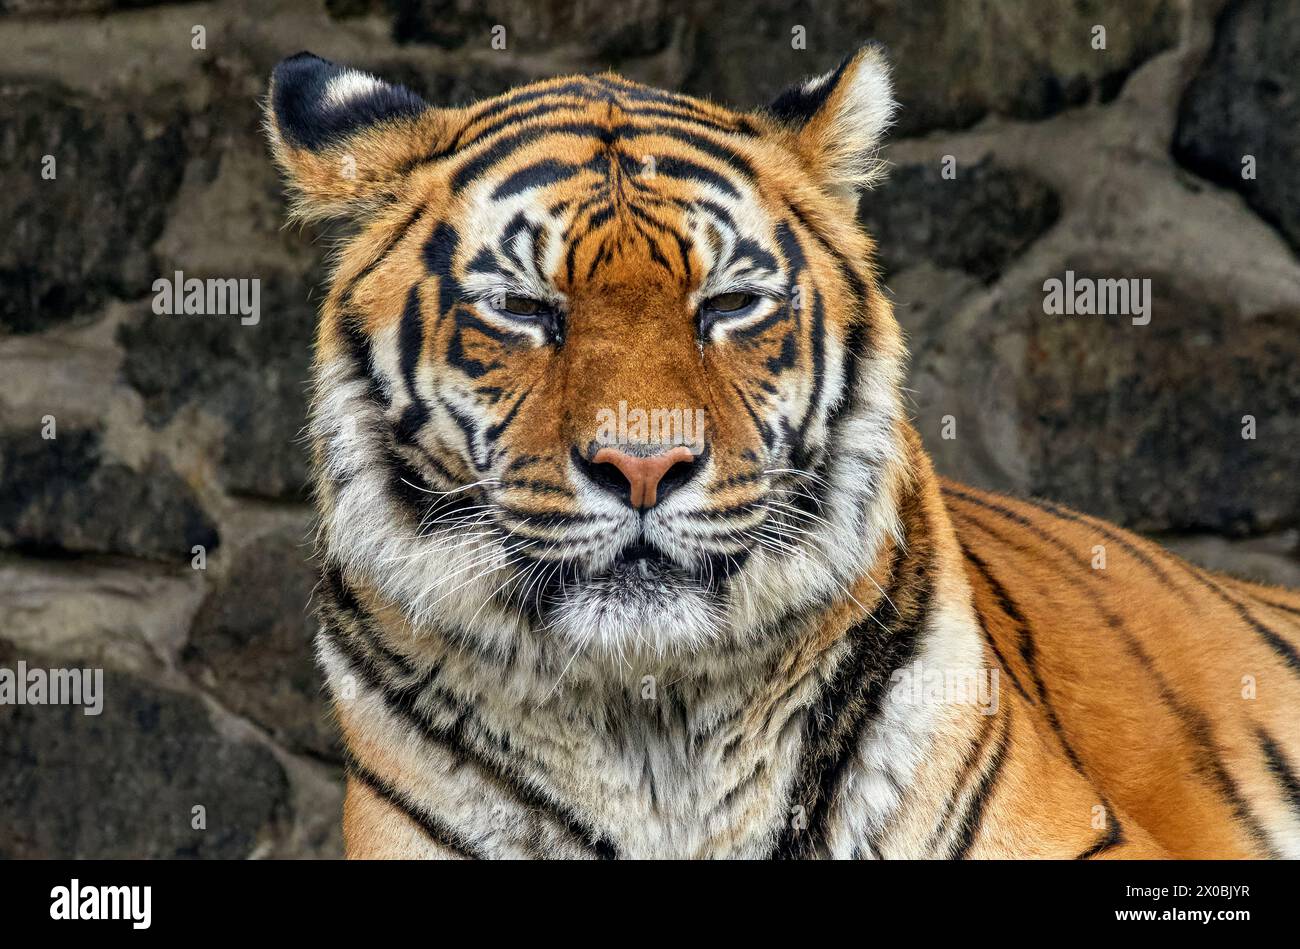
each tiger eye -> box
[705,292,756,313]
[500,295,544,316]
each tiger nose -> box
[589,445,698,509]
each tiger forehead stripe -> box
[395,80,765,194]
[452,75,761,145]
[425,92,750,172]
[490,158,591,201]
[447,122,762,199]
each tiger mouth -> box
[614,542,666,567]
[603,541,677,582]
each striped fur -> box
[265,49,1300,859]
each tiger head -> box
[266,48,907,671]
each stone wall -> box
[1,0,1296,857]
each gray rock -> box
[117,279,317,500]
[0,640,290,859]
[1162,530,1300,588]
[365,58,543,107]
[125,74,322,500]
[375,0,1179,129]
[1003,270,1299,535]
[861,160,1060,282]
[323,0,385,19]
[0,555,205,675]
[182,524,337,761]
[0,82,186,334]
[0,0,173,11]
[1174,0,1300,253]
[386,0,677,59]
[681,0,1180,135]
[0,426,219,562]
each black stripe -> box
[397,283,426,400]
[780,199,871,435]
[957,542,1032,704]
[446,309,528,378]
[451,121,608,193]
[497,504,594,528]
[319,566,424,679]
[395,283,431,443]
[673,229,693,282]
[1256,596,1300,618]
[647,125,759,183]
[346,755,485,859]
[782,198,869,317]
[773,220,842,522]
[593,74,759,134]
[648,154,740,197]
[500,477,572,497]
[796,290,827,443]
[437,394,490,472]
[386,436,459,495]
[330,204,427,411]
[949,709,1012,858]
[423,220,461,327]
[959,539,1085,774]
[338,305,389,408]
[622,102,749,135]
[319,605,619,859]
[957,531,1130,858]
[485,386,530,444]
[771,474,933,858]
[924,709,997,856]
[1256,726,1300,819]
[338,204,427,308]
[435,82,603,155]
[731,380,774,450]
[1075,814,1125,860]
[721,301,787,341]
[448,113,761,197]
[623,200,670,233]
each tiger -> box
[263,46,1300,859]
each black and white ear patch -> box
[766,54,854,127]
[764,44,897,193]
[270,51,428,150]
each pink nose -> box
[592,446,696,509]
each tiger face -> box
[267,48,906,669]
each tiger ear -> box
[765,45,896,197]
[264,52,445,222]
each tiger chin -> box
[264,47,1300,859]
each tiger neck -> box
[321,437,1001,856]
[765,450,989,856]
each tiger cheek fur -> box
[267,49,1300,859]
